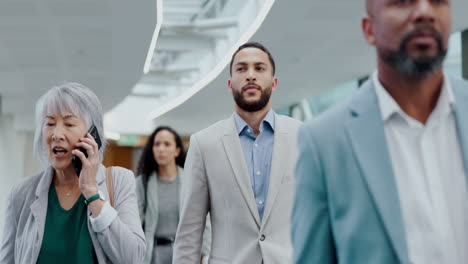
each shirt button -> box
[260,234,265,241]
[256,171,261,175]
[258,200,263,205]
[247,129,251,133]
[254,143,258,147]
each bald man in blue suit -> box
[292,0,468,263]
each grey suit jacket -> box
[0,165,146,264]
[136,166,211,264]
[173,113,301,264]
[292,77,468,264]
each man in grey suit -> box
[293,0,468,263]
[173,42,301,264]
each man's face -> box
[363,0,452,76]
[228,47,277,112]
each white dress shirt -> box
[373,72,468,264]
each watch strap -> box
[85,193,100,205]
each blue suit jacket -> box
[292,77,468,264]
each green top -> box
[37,185,98,264]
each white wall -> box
[0,115,43,238]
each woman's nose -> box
[52,126,65,141]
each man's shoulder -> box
[191,117,232,141]
[451,76,468,94]
[302,97,353,135]
[295,99,356,158]
[449,75,468,85]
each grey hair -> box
[33,82,107,165]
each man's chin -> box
[407,50,440,62]
[401,43,447,70]
[241,92,261,99]
[237,101,268,112]
[243,98,261,104]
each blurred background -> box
[0,0,467,234]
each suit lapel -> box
[452,78,468,185]
[222,116,261,227]
[30,167,54,261]
[345,82,409,263]
[261,114,289,226]
[140,171,159,233]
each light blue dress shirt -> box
[234,109,275,221]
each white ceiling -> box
[0,0,156,131]
[154,0,468,136]
[105,0,272,136]
[1,0,467,137]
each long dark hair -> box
[137,126,186,229]
[137,126,186,183]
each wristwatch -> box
[85,190,106,205]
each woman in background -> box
[136,126,210,264]
[0,83,145,264]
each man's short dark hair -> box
[229,42,276,76]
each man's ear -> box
[362,16,376,45]
[271,77,278,92]
[228,79,233,94]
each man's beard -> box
[233,83,272,112]
[379,26,447,77]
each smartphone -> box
[72,125,102,176]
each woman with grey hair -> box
[0,83,145,264]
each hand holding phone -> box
[72,125,102,176]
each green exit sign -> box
[117,134,139,146]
